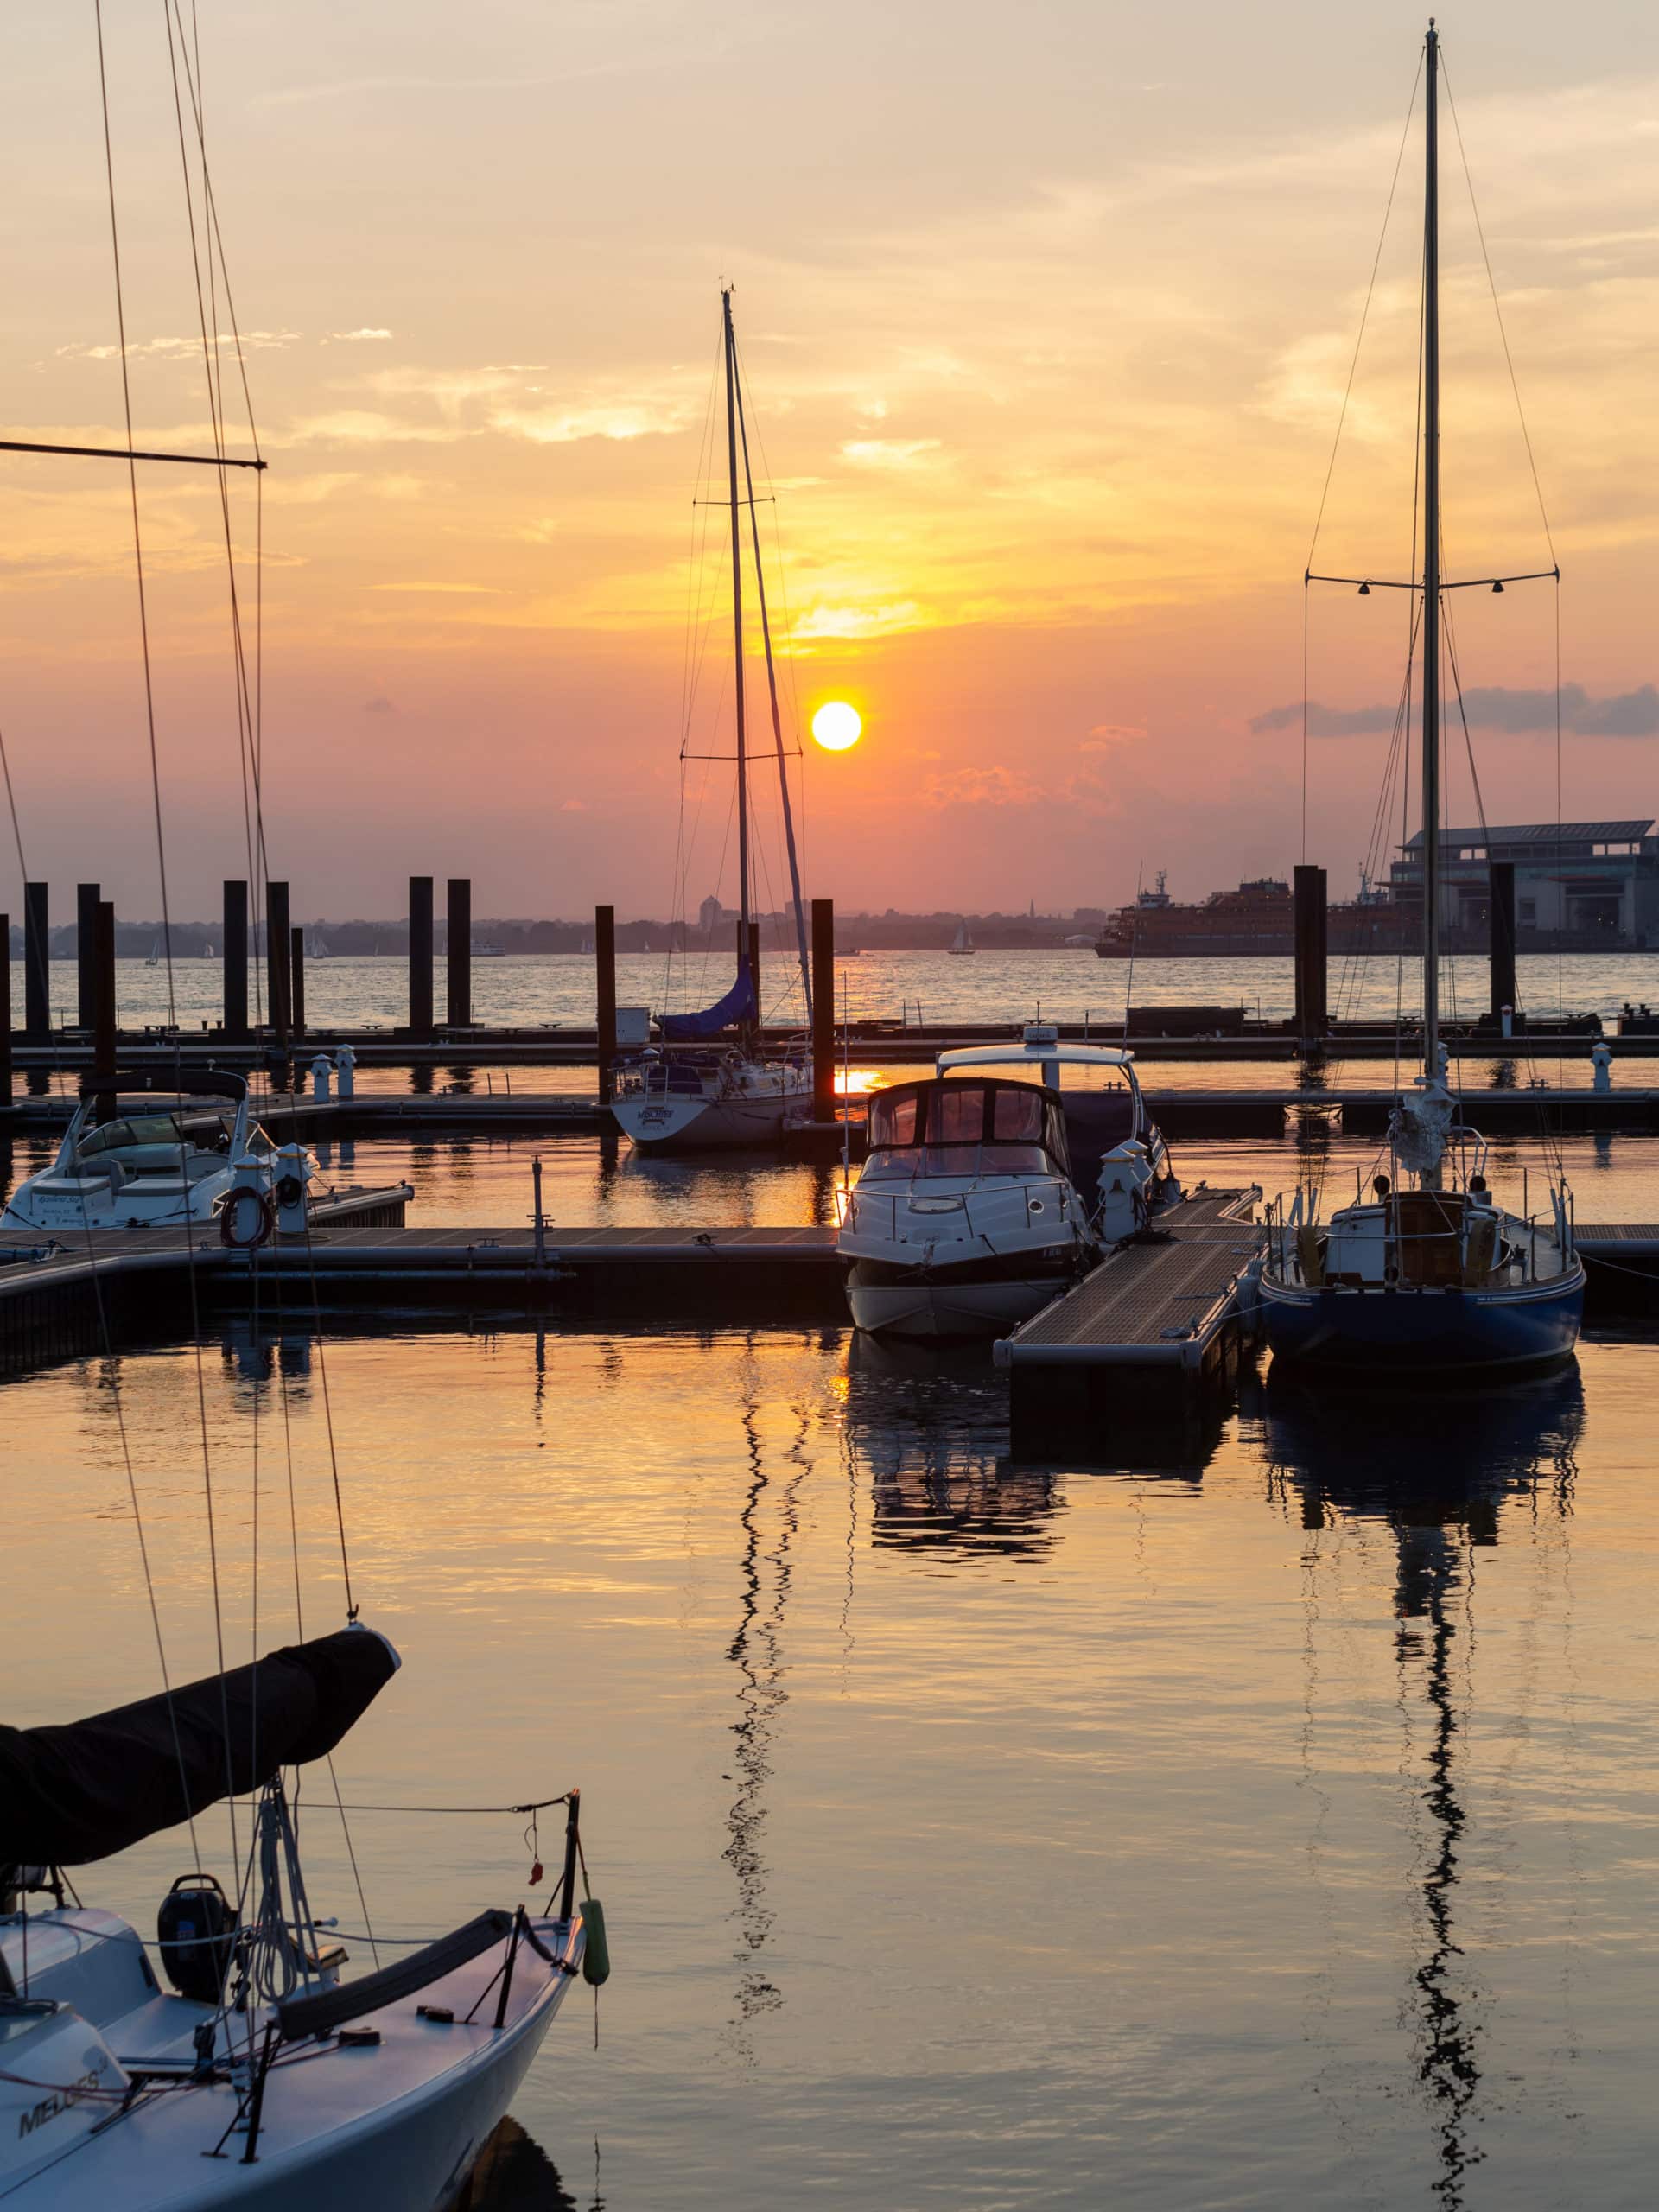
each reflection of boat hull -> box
[843,1251,1074,1339]
[1262,1266,1585,1375]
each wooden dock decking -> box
[996,1189,1265,1376]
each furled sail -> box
[659,959,757,1041]
[0,1624,399,1867]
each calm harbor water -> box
[6,1129,1659,2208]
[12,947,1659,1036]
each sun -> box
[811,701,862,752]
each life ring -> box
[219,1186,275,1249]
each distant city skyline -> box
[1,3,1656,922]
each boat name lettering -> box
[16,2060,107,2138]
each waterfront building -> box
[1388,819,1659,947]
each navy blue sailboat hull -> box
[1262,1266,1585,1375]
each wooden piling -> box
[23,882,48,1041]
[223,880,249,1041]
[0,913,10,1109]
[447,877,472,1027]
[811,898,836,1122]
[1292,865,1327,1042]
[408,876,435,1042]
[265,880,291,1044]
[76,883,100,1030]
[92,901,116,1100]
[594,904,616,1104]
[1489,861,1517,1021]
[290,926,306,1038]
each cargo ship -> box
[1094,871,1416,957]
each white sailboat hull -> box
[611,1069,811,1151]
[4,1911,582,2212]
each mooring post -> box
[557,1789,582,1924]
[22,881,48,1041]
[1489,860,1517,1025]
[265,880,291,1046]
[76,882,100,1030]
[0,912,11,1109]
[92,900,117,1113]
[408,875,435,1043]
[289,926,306,1039]
[1293,864,1327,1044]
[447,877,472,1027]
[223,880,249,1041]
[594,904,616,1105]
[811,897,836,1123]
[531,1154,546,1268]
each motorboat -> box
[611,1044,810,1151]
[3,1071,287,1235]
[611,287,815,1154]
[0,1626,596,2210]
[836,1024,1179,1338]
[1258,22,1583,1379]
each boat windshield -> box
[864,1142,1052,1180]
[79,1113,192,1156]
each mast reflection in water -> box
[1263,1364,1585,2209]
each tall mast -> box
[732,337,813,1024]
[722,288,751,948]
[1421,19,1441,1081]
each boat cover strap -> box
[276,1910,513,2042]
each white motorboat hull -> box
[2,1175,232,1233]
[844,1268,1069,1339]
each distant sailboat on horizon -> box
[950,919,976,956]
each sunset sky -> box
[3,0,1657,922]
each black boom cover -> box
[0,1625,398,1867]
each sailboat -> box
[949,920,976,957]
[307,931,331,960]
[145,935,161,968]
[0,1630,594,2208]
[610,289,813,1151]
[1259,22,1583,1376]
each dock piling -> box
[265,880,291,1046]
[1489,861,1517,1022]
[1293,865,1328,1044]
[223,880,249,1040]
[447,878,472,1027]
[0,912,10,1108]
[92,900,116,1102]
[76,883,100,1030]
[23,882,48,1042]
[408,876,435,1043]
[595,905,617,1105]
[289,926,306,1039]
[811,898,836,1122]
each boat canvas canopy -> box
[0,1625,398,1867]
[77,1068,248,1104]
[659,960,758,1041]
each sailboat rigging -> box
[1260,21,1584,1376]
[611,288,815,1149]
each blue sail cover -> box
[659,959,757,1041]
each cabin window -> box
[992,1090,1044,1140]
[871,1092,918,1147]
[932,1087,985,1143]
